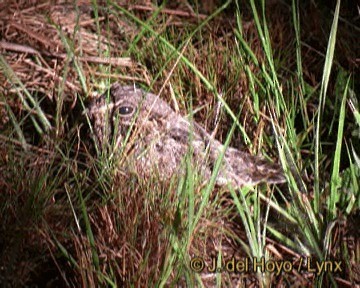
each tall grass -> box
[0,0,359,287]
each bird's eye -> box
[118,106,134,116]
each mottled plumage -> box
[86,83,285,187]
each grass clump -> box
[0,0,359,287]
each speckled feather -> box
[86,83,285,186]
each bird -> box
[85,83,285,187]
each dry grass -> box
[0,0,359,287]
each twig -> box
[93,72,149,85]
[0,40,41,55]
[0,40,133,67]
[10,22,51,48]
[128,4,208,19]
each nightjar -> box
[86,83,285,187]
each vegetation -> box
[0,0,359,287]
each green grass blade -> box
[0,55,52,133]
[0,93,27,149]
[328,76,349,220]
[190,118,236,234]
[314,0,341,212]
